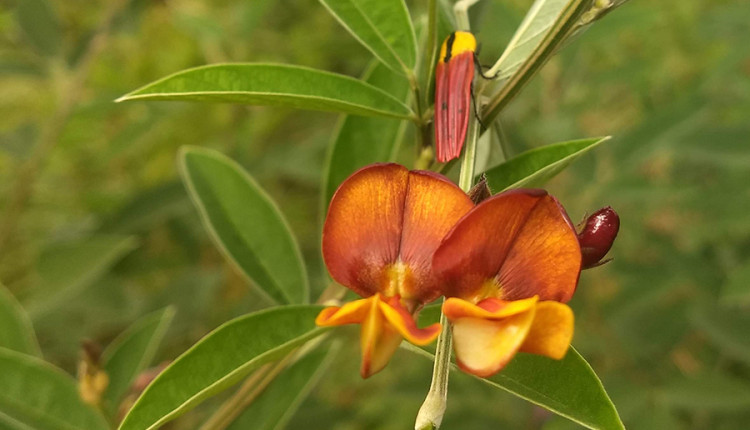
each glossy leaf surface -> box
[118,64,413,119]
[319,0,417,73]
[483,137,608,192]
[181,147,308,304]
[118,305,327,430]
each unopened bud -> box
[578,207,620,269]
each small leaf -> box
[0,348,109,430]
[0,283,40,356]
[483,137,608,192]
[227,343,339,430]
[658,373,750,412]
[322,61,409,212]
[180,147,309,304]
[482,0,593,124]
[15,0,61,56]
[491,0,568,80]
[405,345,624,430]
[117,64,413,119]
[102,307,176,413]
[319,0,417,73]
[118,305,327,430]
[27,235,138,317]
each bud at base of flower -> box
[578,206,620,269]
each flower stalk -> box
[415,105,480,430]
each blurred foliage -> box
[1,0,749,428]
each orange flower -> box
[316,163,474,378]
[434,189,582,377]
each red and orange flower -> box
[317,163,594,379]
[434,189,581,377]
[316,163,474,378]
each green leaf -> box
[405,345,624,430]
[690,306,750,364]
[118,305,327,430]
[15,0,61,56]
[322,61,409,212]
[180,147,309,305]
[482,137,608,192]
[0,284,40,357]
[658,373,750,412]
[27,235,138,317]
[491,0,568,80]
[102,307,176,413]
[319,0,417,73]
[482,0,594,124]
[117,64,413,119]
[0,348,109,430]
[227,343,339,430]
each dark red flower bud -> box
[578,206,620,269]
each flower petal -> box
[519,301,574,360]
[315,294,441,378]
[442,296,538,321]
[434,189,581,302]
[360,297,403,378]
[379,296,441,345]
[323,163,408,298]
[398,170,474,302]
[323,163,472,302]
[451,305,536,378]
[497,194,581,302]
[315,298,374,327]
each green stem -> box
[415,104,479,430]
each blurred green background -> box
[2,0,749,428]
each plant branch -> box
[415,100,480,430]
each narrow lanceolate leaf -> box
[27,235,138,317]
[0,348,109,430]
[227,343,339,430]
[180,147,309,304]
[405,344,624,430]
[322,61,409,213]
[490,0,568,80]
[319,0,417,74]
[102,307,176,411]
[482,137,608,192]
[482,0,593,125]
[118,306,327,430]
[117,64,413,119]
[0,283,40,356]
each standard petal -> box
[323,163,472,302]
[434,189,581,302]
[398,170,474,302]
[496,194,581,302]
[520,301,574,360]
[323,163,408,298]
[452,306,536,378]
